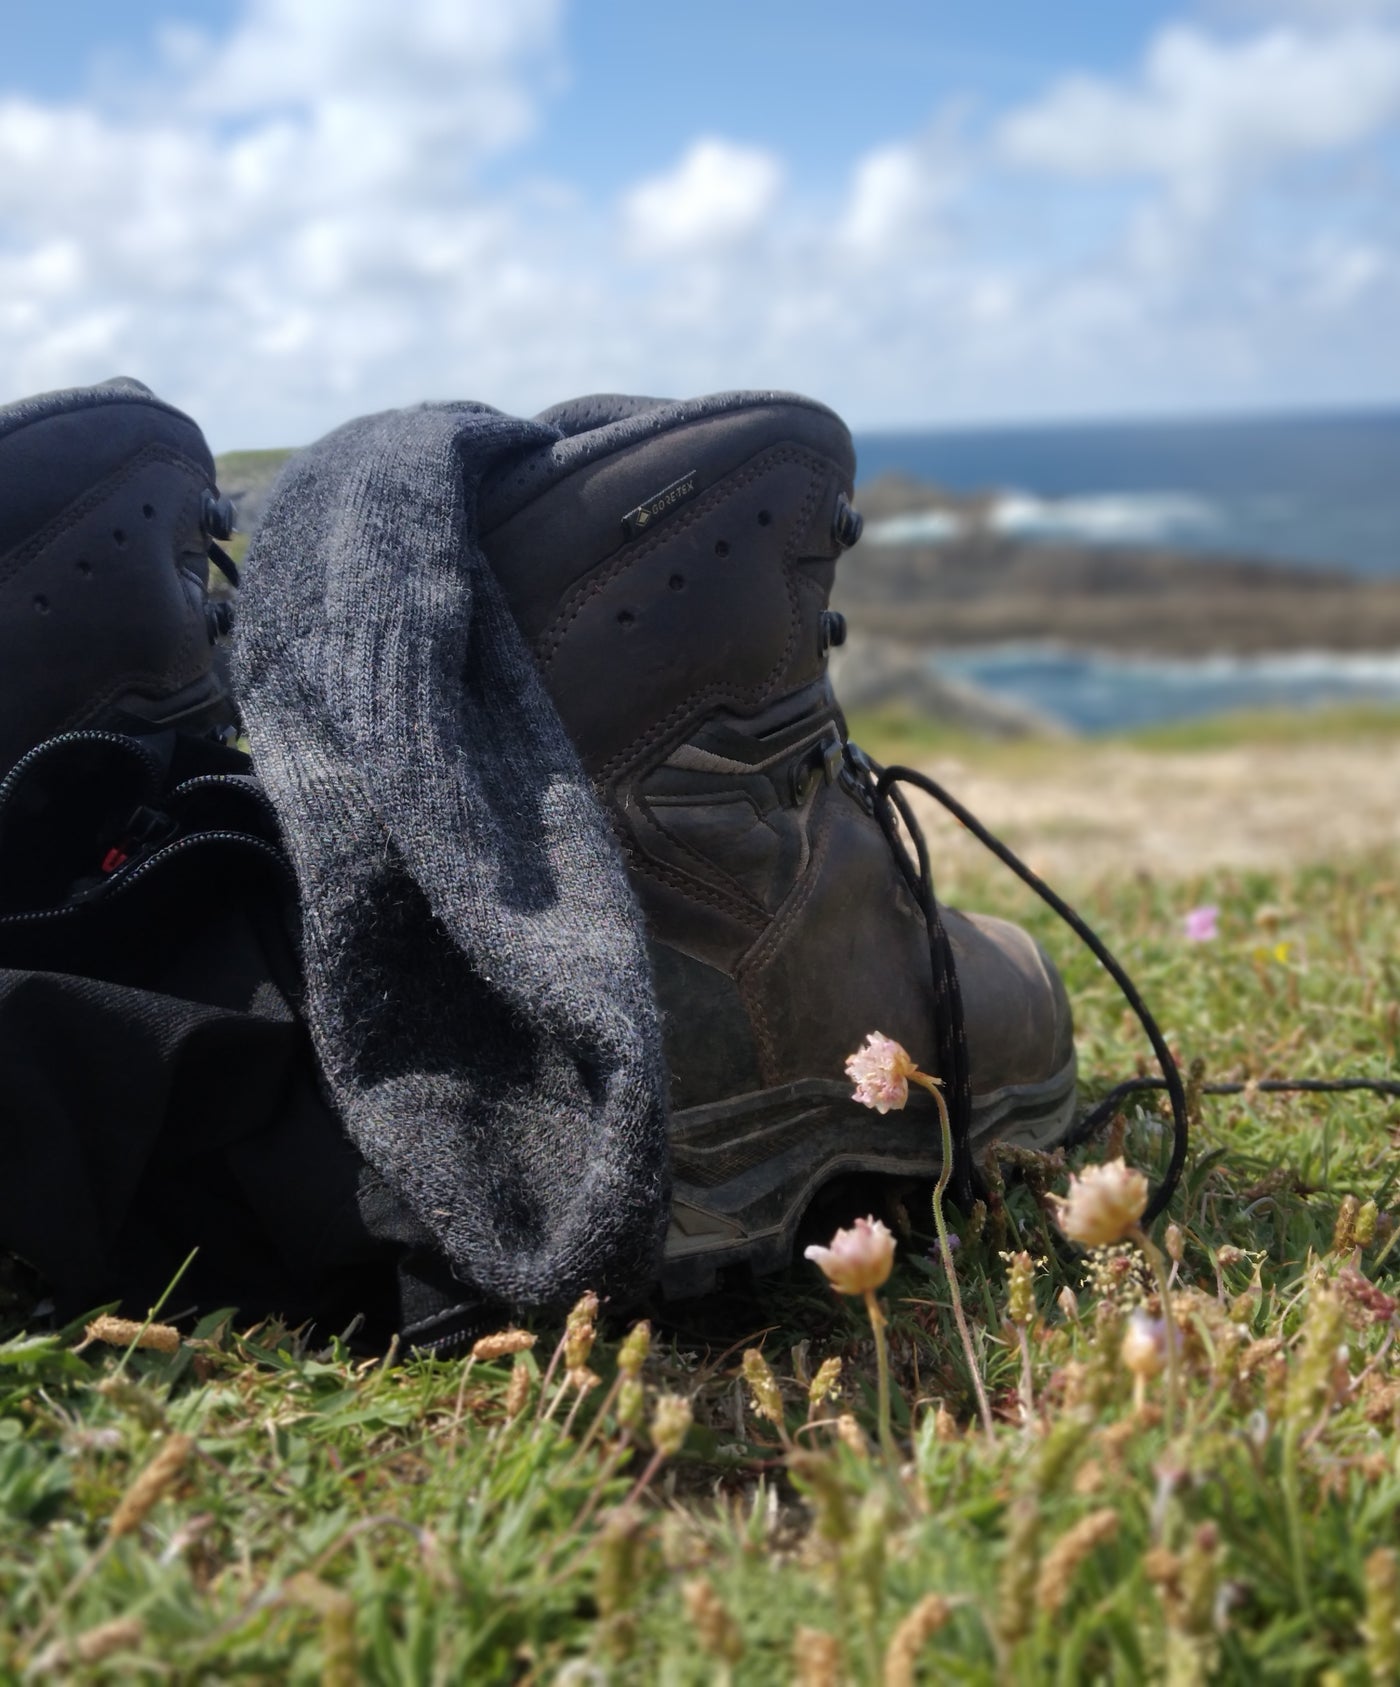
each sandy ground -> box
[903,735,1400,887]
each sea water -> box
[852,409,1400,730]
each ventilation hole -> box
[142,503,156,519]
[669,574,685,591]
[757,509,772,526]
[33,595,49,614]
[714,540,730,558]
[112,529,127,548]
[617,609,636,628]
[76,559,92,576]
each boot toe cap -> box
[943,907,1075,1096]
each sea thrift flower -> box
[804,1216,895,1294]
[844,1031,919,1112]
[1050,1159,1150,1247]
[1183,904,1219,942]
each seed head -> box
[649,1393,693,1457]
[1333,1195,1362,1256]
[741,1348,785,1427]
[804,1215,896,1295]
[617,1320,651,1378]
[107,1433,193,1539]
[845,1031,920,1113]
[683,1577,744,1664]
[82,1314,181,1355]
[883,1594,952,1687]
[1036,1509,1119,1614]
[792,1627,842,1687]
[504,1355,532,1419]
[807,1356,843,1410]
[1050,1159,1149,1248]
[470,1329,536,1363]
[1002,1250,1038,1327]
[564,1292,598,1373]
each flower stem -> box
[1130,1224,1179,1435]
[863,1289,899,1472]
[915,1072,996,1445]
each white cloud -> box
[0,2,1397,443]
[998,25,1400,198]
[620,138,784,260]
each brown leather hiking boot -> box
[479,391,1076,1295]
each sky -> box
[1,0,1398,449]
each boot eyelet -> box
[201,490,237,541]
[833,495,863,549]
[617,609,636,629]
[819,610,847,655]
[714,540,730,558]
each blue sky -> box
[2,0,1397,447]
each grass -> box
[846,699,1400,769]
[4,729,1400,1681]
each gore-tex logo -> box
[622,469,698,538]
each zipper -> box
[0,829,293,928]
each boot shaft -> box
[479,393,939,1101]
[0,377,233,775]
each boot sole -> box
[660,1055,1078,1298]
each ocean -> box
[851,409,1400,731]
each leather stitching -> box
[585,453,827,786]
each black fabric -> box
[0,730,414,1340]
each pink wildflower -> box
[804,1216,896,1295]
[845,1032,918,1114]
[1183,904,1219,942]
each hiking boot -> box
[479,392,1077,1295]
[0,376,235,776]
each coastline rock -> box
[832,636,1070,739]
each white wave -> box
[939,643,1400,686]
[863,489,1221,549]
[863,510,965,545]
[987,490,1220,544]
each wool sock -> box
[233,401,670,1310]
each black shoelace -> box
[850,746,1400,1226]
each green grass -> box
[3,764,1400,1679]
[846,699,1400,768]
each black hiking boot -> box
[0,376,235,776]
[479,391,1077,1296]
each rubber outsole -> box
[660,1055,1079,1298]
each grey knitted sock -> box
[233,401,670,1310]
